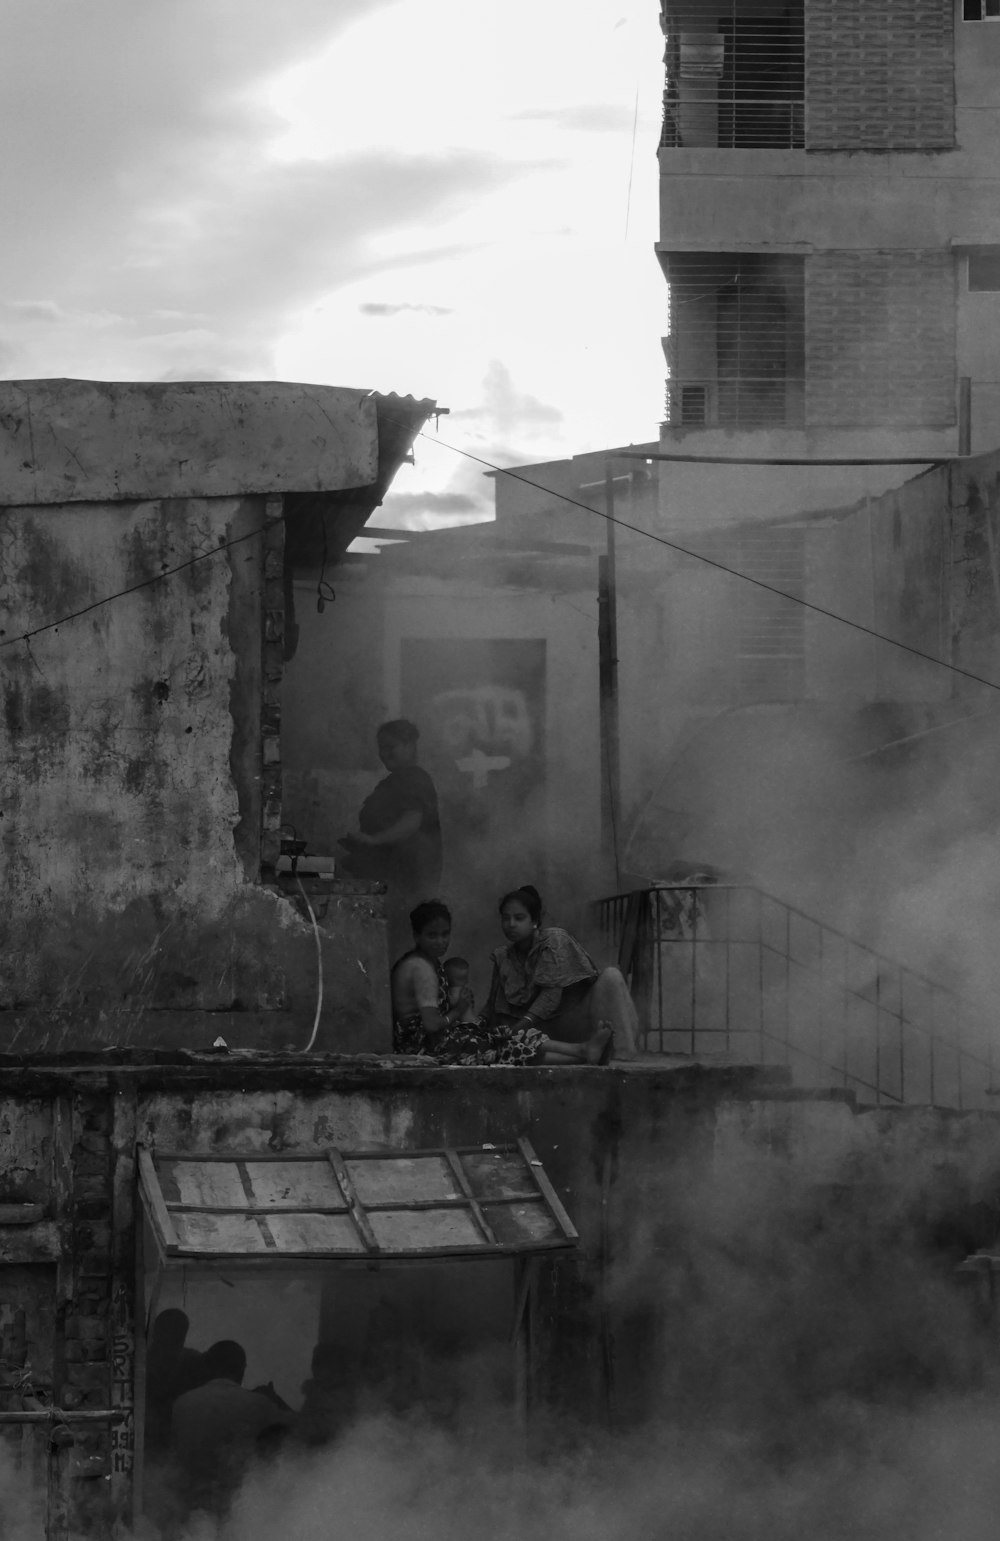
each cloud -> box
[4,299,66,321]
[377,454,498,531]
[451,359,564,436]
[0,0,513,379]
[376,491,481,519]
[0,145,514,380]
[509,103,636,132]
[359,302,454,317]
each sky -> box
[1,0,666,529]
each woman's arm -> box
[486,958,562,1033]
[408,959,467,1039]
[349,809,422,849]
[481,964,501,1027]
[419,996,471,1037]
[519,985,563,1025]
[514,930,593,1027]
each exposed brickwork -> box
[806,0,954,151]
[805,251,956,427]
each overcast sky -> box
[3,0,664,526]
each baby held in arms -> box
[442,956,478,1025]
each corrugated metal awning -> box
[138,1140,577,1263]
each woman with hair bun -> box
[391,899,613,1065]
[484,885,638,1060]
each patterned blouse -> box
[490,927,598,1022]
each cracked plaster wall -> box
[0,494,389,1052]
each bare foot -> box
[586,1023,614,1065]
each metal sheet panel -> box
[369,1207,485,1252]
[141,1143,577,1261]
[346,1155,461,1207]
[173,1212,270,1253]
[461,1151,537,1201]
[246,1161,346,1210]
[265,1213,364,1253]
[483,1201,561,1248]
[162,1160,247,1209]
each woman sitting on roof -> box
[483,885,638,1060]
[391,900,613,1066]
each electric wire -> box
[0,518,275,650]
[623,84,640,241]
[295,873,325,1054]
[407,427,1000,696]
[3,419,999,698]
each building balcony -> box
[660,93,804,151]
[664,376,804,430]
[659,0,954,157]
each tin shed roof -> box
[138,1141,577,1263]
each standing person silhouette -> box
[338,719,443,957]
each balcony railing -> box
[596,886,995,1109]
[661,96,804,150]
[664,376,804,429]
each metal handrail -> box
[596,884,992,1108]
[664,377,804,429]
[661,98,805,150]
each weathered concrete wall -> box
[0,491,391,1054]
[128,1062,1000,1427]
[4,1056,1000,1538]
[0,380,379,505]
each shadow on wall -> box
[132,1105,1000,1539]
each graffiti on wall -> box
[401,639,546,874]
[428,684,534,788]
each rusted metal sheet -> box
[140,1144,578,1261]
[264,1212,363,1253]
[367,1207,484,1251]
[245,1160,342,1208]
[347,1155,460,1207]
[0,380,380,504]
[172,1212,270,1253]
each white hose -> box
[295,874,324,1053]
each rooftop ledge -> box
[0,378,439,506]
[0,1048,842,1103]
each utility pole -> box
[598,457,622,889]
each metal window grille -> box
[692,525,806,702]
[661,1,804,149]
[663,252,805,429]
[679,384,709,424]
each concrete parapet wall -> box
[1,1057,999,1531]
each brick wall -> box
[805,251,956,428]
[806,0,954,151]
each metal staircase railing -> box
[596,886,996,1109]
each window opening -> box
[661,2,805,149]
[692,526,806,703]
[968,249,1000,291]
[964,0,1000,20]
[664,252,805,428]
